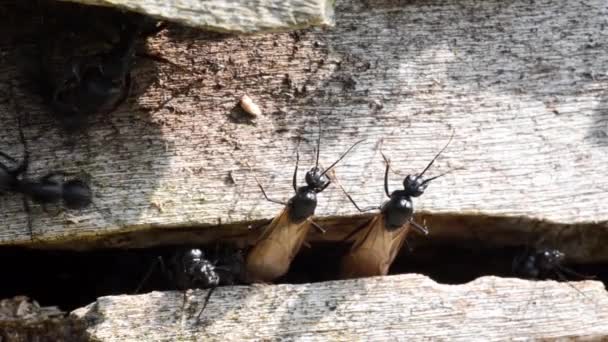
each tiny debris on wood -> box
[239,95,262,118]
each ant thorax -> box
[381,190,414,231]
[287,186,318,223]
[177,249,220,288]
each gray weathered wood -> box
[0,296,87,342]
[71,274,608,341]
[59,0,335,33]
[0,0,607,254]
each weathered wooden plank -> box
[0,296,86,342]
[0,0,606,248]
[71,274,608,341]
[59,0,335,33]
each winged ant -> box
[135,245,245,320]
[246,119,364,283]
[337,131,454,278]
[0,96,92,239]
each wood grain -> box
[59,0,335,33]
[72,274,608,341]
[0,0,606,250]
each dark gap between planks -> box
[0,236,606,314]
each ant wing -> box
[340,214,411,279]
[246,207,313,283]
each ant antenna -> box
[415,130,455,182]
[420,167,461,186]
[315,116,322,169]
[320,139,366,177]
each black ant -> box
[136,245,245,320]
[0,115,92,238]
[32,11,165,132]
[512,245,597,302]
[337,131,454,278]
[246,119,364,283]
[512,247,593,281]
[47,17,144,132]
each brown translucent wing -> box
[340,214,411,279]
[246,207,312,283]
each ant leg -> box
[196,286,217,321]
[332,171,379,213]
[557,264,596,280]
[136,52,188,71]
[158,256,169,276]
[181,290,188,314]
[309,219,326,234]
[22,196,34,240]
[134,257,160,294]
[0,161,11,174]
[340,187,379,213]
[9,87,30,177]
[409,219,429,236]
[245,161,287,205]
[257,183,287,206]
[553,269,590,300]
[0,151,17,163]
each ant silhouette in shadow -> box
[31,10,167,133]
[513,246,594,282]
[0,113,92,239]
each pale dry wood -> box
[0,0,607,251]
[71,274,608,341]
[59,0,335,33]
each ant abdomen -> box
[62,180,92,209]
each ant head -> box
[62,179,92,209]
[300,116,364,193]
[403,174,428,197]
[186,248,204,261]
[402,130,455,198]
[305,166,330,192]
[539,248,565,269]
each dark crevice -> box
[1,238,607,314]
